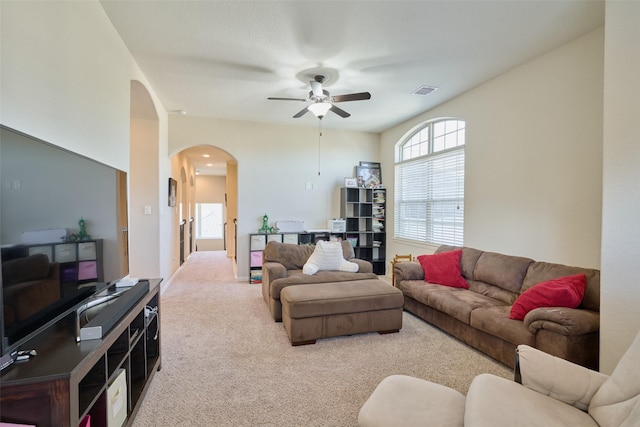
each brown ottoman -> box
[280,279,404,345]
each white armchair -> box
[359,332,640,427]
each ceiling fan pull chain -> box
[318,118,322,176]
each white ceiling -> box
[100,0,604,173]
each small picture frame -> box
[168,178,177,207]
[345,177,358,188]
[356,165,382,189]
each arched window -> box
[394,118,465,246]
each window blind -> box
[394,147,464,246]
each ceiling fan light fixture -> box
[308,102,332,118]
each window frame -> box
[394,118,465,246]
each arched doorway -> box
[171,145,238,263]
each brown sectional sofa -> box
[262,240,377,321]
[394,245,600,369]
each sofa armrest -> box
[393,262,424,284]
[262,262,288,287]
[350,258,373,274]
[515,345,608,411]
[524,307,600,336]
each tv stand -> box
[0,278,162,427]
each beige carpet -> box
[132,251,511,427]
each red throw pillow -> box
[509,274,587,320]
[417,249,468,289]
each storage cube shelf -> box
[341,187,386,275]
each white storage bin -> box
[266,234,282,243]
[107,369,127,427]
[250,234,266,251]
[78,242,97,261]
[327,219,346,233]
[28,245,53,261]
[282,234,299,244]
[54,243,77,263]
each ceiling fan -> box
[268,75,371,119]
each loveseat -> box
[394,245,600,369]
[262,240,378,321]
[2,254,60,327]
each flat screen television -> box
[0,125,129,364]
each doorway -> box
[171,145,238,266]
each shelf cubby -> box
[129,337,147,409]
[78,355,107,416]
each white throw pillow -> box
[302,240,359,275]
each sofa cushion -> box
[417,249,468,289]
[302,240,358,275]
[395,279,433,305]
[470,305,535,346]
[270,271,378,299]
[409,283,505,325]
[281,280,403,319]
[522,261,600,312]
[263,240,357,271]
[510,274,587,321]
[467,279,520,305]
[473,252,533,294]
[263,241,315,270]
[359,375,466,427]
[465,374,599,427]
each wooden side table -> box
[390,254,414,286]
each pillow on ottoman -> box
[303,240,359,275]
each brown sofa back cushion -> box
[522,262,600,312]
[264,242,314,270]
[436,245,483,279]
[2,254,52,287]
[263,240,356,271]
[473,252,534,294]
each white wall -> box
[129,117,161,277]
[168,115,379,280]
[0,1,130,171]
[600,1,640,373]
[195,175,227,251]
[382,28,604,271]
[1,2,173,283]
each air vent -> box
[412,85,438,96]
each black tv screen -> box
[0,125,129,359]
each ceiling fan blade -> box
[268,97,307,102]
[310,80,323,97]
[330,105,351,118]
[331,92,371,103]
[293,107,310,118]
